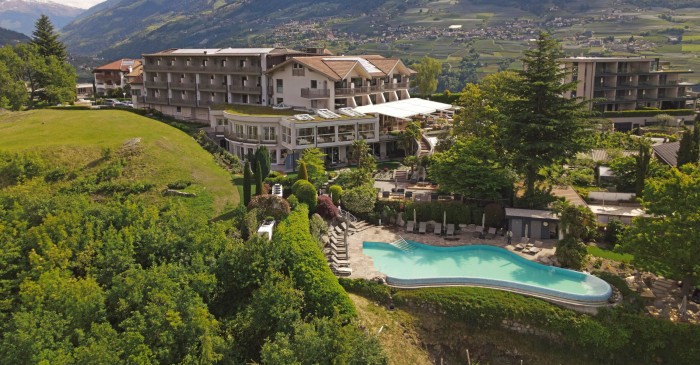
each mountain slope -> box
[60,0,406,57]
[0,24,29,44]
[0,0,83,35]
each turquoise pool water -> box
[363,241,612,303]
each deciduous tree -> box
[414,56,440,97]
[623,165,700,297]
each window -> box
[210,75,214,83]
[176,106,181,113]
[263,127,276,141]
[247,126,258,139]
[168,59,174,66]
[276,98,284,104]
[216,119,228,126]
[221,59,226,67]
[296,127,314,145]
[293,63,303,69]
[235,124,244,135]
[276,79,283,93]
[202,59,207,67]
[186,58,191,66]
[310,80,318,89]
[239,60,246,68]
[282,126,290,144]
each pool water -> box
[363,241,612,302]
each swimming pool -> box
[363,240,612,304]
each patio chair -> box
[418,222,427,234]
[520,237,530,244]
[472,226,484,238]
[446,224,455,236]
[433,223,442,235]
[485,227,497,239]
[467,224,476,232]
[514,243,525,251]
[330,242,347,254]
[329,263,352,276]
[528,247,542,255]
[406,221,415,233]
[329,254,350,267]
[534,240,544,248]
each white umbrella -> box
[413,209,417,224]
[524,224,529,239]
[481,213,486,228]
[443,210,446,234]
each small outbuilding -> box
[505,208,560,241]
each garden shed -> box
[505,208,560,240]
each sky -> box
[50,0,106,9]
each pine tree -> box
[243,161,252,206]
[255,161,263,196]
[298,161,309,181]
[677,129,694,167]
[502,32,596,203]
[31,15,66,60]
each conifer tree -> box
[677,129,694,167]
[691,117,700,163]
[254,146,271,180]
[255,161,263,196]
[243,161,252,206]
[31,15,67,60]
[298,161,309,181]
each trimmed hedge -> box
[404,201,482,225]
[394,287,700,365]
[603,109,695,118]
[339,278,393,305]
[273,204,356,319]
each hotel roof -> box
[266,55,416,81]
[143,47,302,57]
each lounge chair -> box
[472,226,484,238]
[467,223,476,232]
[329,254,350,267]
[329,263,352,276]
[514,243,525,251]
[433,223,442,235]
[446,224,455,236]
[406,221,415,233]
[528,247,542,255]
[418,222,427,234]
[520,237,530,244]
[330,242,347,253]
[534,240,544,248]
[485,227,497,239]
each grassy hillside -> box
[0,26,29,45]
[0,109,238,215]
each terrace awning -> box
[354,98,453,120]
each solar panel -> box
[338,107,365,117]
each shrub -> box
[328,185,343,205]
[555,237,588,269]
[298,161,309,181]
[295,183,318,211]
[309,213,328,249]
[315,195,339,219]
[292,179,313,195]
[287,194,299,209]
[167,180,192,190]
[403,201,478,225]
[569,167,595,186]
[483,202,504,228]
[342,184,376,215]
[339,278,393,305]
[247,194,291,221]
[273,205,356,319]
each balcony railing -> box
[170,98,197,107]
[370,85,385,92]
[229,85,263,93]
[144,96,169,104]
[335,86,371,96]
[226,132,277,144]
[145,81,169,89]
[199,84,228,92]
[292,69,305,76]
[301,88,330,99]
[170,82,196,90]
[385,81,408,90]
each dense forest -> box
[0,145,385,363]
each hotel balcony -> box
[225,132,277,144]
[229,85,263,94]
[301,88,331,99]
[144,95,169,104]
[170,82,196,90]
[199,83,228,92]
[145,81,169,89]
[384,81,408,90]
[335,86,370,96]
[170,97,197,107]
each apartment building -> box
[93,59,141,96]
[139,48,305,121]
[266,55,415,111]
[561,57,695,111]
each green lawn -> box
[587,245,634,264]
[0,109,238,215]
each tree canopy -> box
[414,56,440,97]
[623,164,700,297]
[31,15,67,60]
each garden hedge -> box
[603,109,694,118]
[273,204,356,319]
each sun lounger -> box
[472,226,484,238]
[329,263,352,276]
[467,223,476,232]
[418,222,427,234]
[515,243,525,251]
[329,254,350,266]
[330,242,347,253]
[434,223,442,235]
[520,237,530,244]
[485,227,497,239]
[406,221,415,233]
[528,247,542,255]
[534,240,543,247]
[446,224,455,236]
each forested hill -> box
[0,26,29,45]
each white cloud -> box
[48,0,106,9]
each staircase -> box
[350,220,372,233]
[418,138,431,157]
[389,237,416,253]
[651,278,678,298]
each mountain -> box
[60,0,407,58]
[0,24,29,44]
[0,0,83,35]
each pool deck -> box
[346,225,557,280]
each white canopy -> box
[354,98,453,120]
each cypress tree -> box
[677,129,694,167]
[635,142,651,197]
[254,146,271,180]
[31,15,66,60]
[255,160,263,196]
[691,118,700,163]
[243,161,252,206]
[298,161,309,181]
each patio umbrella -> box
[443,210,446,232]
[413,209,417,224]
[524,224,529,239]
[481,213,486,228]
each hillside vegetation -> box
[0,109,238,214]
[0,26,29,45]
